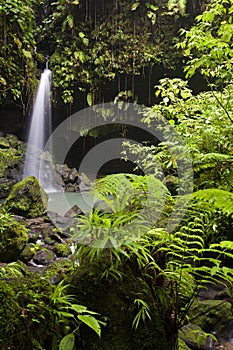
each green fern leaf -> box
[191,188,233,217]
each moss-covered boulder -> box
[45,258,74,282]
[19,243,35,263]
[188,298,233,337]
[53,242,72,257]
[0,136,10,148]
[4,176,48,218]
[0,212,28,262]
[33,249,56,265]
[68,255,170,350]
[179,324,210,349]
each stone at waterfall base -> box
[3,176,48,218]
[0,214,28,262]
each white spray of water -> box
[23,69,61,192]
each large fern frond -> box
[193,152,233,172]
[91,173,172,217]
[191,188,233,217]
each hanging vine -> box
[0,0,38,111]
[38,0,196,105]
[0,0,206,108]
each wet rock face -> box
[0,132,81,198]
[0,133,81,199]
[56,164,80,192]
[3,176,48,218]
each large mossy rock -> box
[68,255,170,350]
[0,212,28,262]
[188,298,233,339]
[4,176,48,218]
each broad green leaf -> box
[59,333,75,350]
[70,304,87,313]
[78,315,101,337]
[71,304,98,315]
[57,311,74,318]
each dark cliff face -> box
[0,108,26,140]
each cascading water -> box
[23,68,61,192]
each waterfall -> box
[23,68,61,192]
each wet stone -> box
[28,232,40,243]
[19,243,35,263]
[50,231,65,243]
[53,242,72,257]
[64,204,83,217]
[33,249,56,265]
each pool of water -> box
[47,191,95,216]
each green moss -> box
[4,176,48,217]
[188,299,233,335]
[0,180,14,198]
[45,258,74,280]
[6,133,19,148]
[0,140,23,179]
[178,338,192,350]
[0,281,22,338]
[0,211,28,262]
[0,136,10,148]
[53,242,72,257]
[179,324,209,349]
[18,243,35,263]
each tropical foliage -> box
[73,173,233,350]
[0,274,104,350]
[0,0,204,108]
[122,77,233,191]
[1,1,233,349]
[70,2,233,349]
[0,0,38,110]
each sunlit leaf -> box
[59,333,75,350]
[78,315,101,337]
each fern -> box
[72,173,233,349]
[191,188,233,217]
[193,152,233,172]
[90,173,173,225]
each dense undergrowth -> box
[0,1,233,349]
